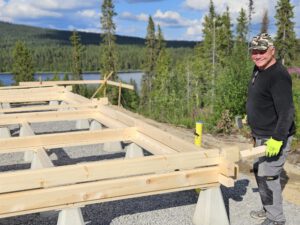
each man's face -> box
[251,47,275,70]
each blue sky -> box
[0,0,299,41]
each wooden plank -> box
[218,174,234,187]
[132,133,179,155]
[0,85,56,90]
[0,93,63,103]
[98,105,207,153]
[0,103,98,113]
[0,182,218,219]
[0,109,99,126]
[63,91,91,104]
[0,86,66,96]
[240,145,265,158]
[92,114,128,128]
[0,151,221,193]
[19,80,135,90]
[0,127,137,153]
[0,167,219,216]
[219,159,238,178]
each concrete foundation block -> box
[103,141,123,152]
[90,120,103,130]
[0,127,11,138]
[76,119,90,130]
[193,187,229,225]
[20,124,35,162]
[125,143,144,158]
[57,208,85,225]
[49,100,59,106]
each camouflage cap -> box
[249,33,274,50]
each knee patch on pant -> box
[256,175,278,206]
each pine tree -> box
[12,41,34,84]
[274,0,297,66]
[100,0,118,81]
[199,0,217,107]
[140,16,156,113]
[261,9,270,33]
[247,0,254,41]
[236,8,248,43]
[151,25,172,121]
[218,6,233,66]
[70,30,87,96]
[156,25,166,56]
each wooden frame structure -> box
[0,84,241,224]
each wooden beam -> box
[62,91,91,104]
[240,145,265,159]
[0,167,220,216]
[0,109,100,126]
[0,103,98,113]
[0,93,63,103]
[0,127,137,153]
[0,151,221,193]
[19,80,135,90]
[98,105,207,153]
[0,182,218,219]
[0,85,56,90]
[0,86,66,96]
[132,133,179,155]
[91,71,114,98]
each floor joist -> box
[0,85,240,221]
[0,127,137,153]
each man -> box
[246,33,295,225]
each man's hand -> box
[265,138,283,157]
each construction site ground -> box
[116,106,300,206]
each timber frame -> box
[0,84,240,221]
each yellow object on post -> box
[194,121,203,194]
[194,121,203,147]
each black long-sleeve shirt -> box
[246,61,295,141]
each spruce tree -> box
[261,9,270,33]
[151,26,172,121]
[100,0,118,102]
[236,8,248,43]
[100,0,118,81]
[70,30,87,96]
[140,16,156,113]
[218,7,233,66]
[275,0,297,66]
[198,0,217,107]
[12,41,34,84]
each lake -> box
[0,72,144,92]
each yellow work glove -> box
[265,138,283,157]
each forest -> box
[1,0,300,141]
[0,21,195,72]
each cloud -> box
[76,9,100,20]
[120,12,148,22]
[30,0,98,10]
[153,9,197,28]
[125,0,164,3]
[183,0,278,25]
[0,0,98,21]
[0,0,61,20]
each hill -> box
[0,21,197,48]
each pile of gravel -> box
[0,121,299,225]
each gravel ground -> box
[0,121,299,225]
